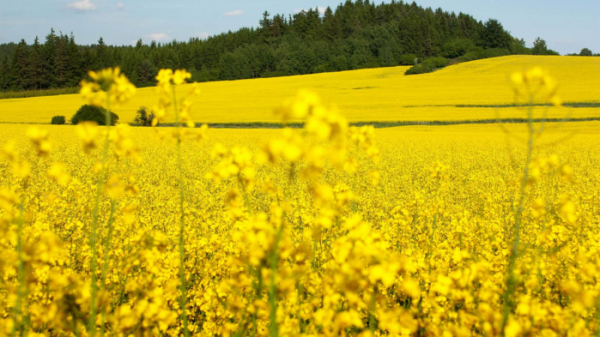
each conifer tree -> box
[11,39,31,90]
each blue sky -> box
[1,0,598,55]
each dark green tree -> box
[30,37,50,90]
[481,19,511,49]
[0,56,11,90]
[11,39,31,90]
[137,59,157,86]
[54,34,71,87]
[66,33,83,86]
[259,11,273,40]
[44,28,57,87]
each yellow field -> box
[1,117,600,335]
[0,55,599,124]
[1,65,600,336]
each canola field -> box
[1,65,600,337]
[0,55,599,124]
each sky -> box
[1,0,598,55]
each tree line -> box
[0,0,584,92]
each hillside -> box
[0,0,537,93]
[0,55,598,125]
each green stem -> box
[268,225,284,337]
[89,97,112,336]
[100,200,116,337]
[501,97,535,334]
[10,200,25,337]
[172,84,190,337]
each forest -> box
[0,0,574,92]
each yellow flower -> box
[504,318,522,337]
[173,70,192,85]
[511,67,561,106]
[1,140,18,162]
[80,67,136,106]
[156,69,173,88]
[76,121,99,153]
[47,162,72,186]
[27,126,51,157]
[104,175,125,199]
[11,160,31,179]
[0,188,19,212]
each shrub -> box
[405,57,448,75]
[51,116,66,125]
[404,65,424,75]
[426,56,449,68]
[134,106,155,126]
[457,51,481,63]
[71,104,119,125]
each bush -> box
[71,104,119,126]
[51,116,66,125]
[404,57,448,75]
[404,65,424,75]
[426,56,449,68]
[457,51,481,63]
[134,106,155,126]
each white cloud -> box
[116,2,125,10]
[224,9,244,17]
[149,33,169,42]
[66,0,97,11]
[295,7,327,15]
[197,32,210,40]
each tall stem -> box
[89,98,112,336]
[501,97,535,334]
[100,200,116,337]
[172,85,190,337]
[10,200,26,337]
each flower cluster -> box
[80,67,136,107]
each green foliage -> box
[532,38,560,56]
[261,70,291,78]
[71,104,119,126]
[399,54,418,66]
[509,38,532,55]
[482,19,512,49]
[442,39,475,58]
[426,57,450,68]
[482,48,511,58]
[405,57,449,75]
[456,47,511,63]
[51,115,66,125]
[134,106,154,126]
[580,48,593,56]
